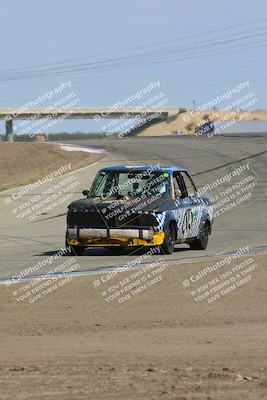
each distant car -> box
[66,165,214,255]
[195,115,215,136]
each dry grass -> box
[0,143,105,191]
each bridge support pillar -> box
[5,119,13,142]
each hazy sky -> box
[0,0,267,132]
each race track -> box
[0,135,266,281]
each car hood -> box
[68,196,166,213]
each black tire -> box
[161,223,176,254]
[107,246,125,255]
[65,234,84,256]
[69,245,85,256]
[190,222,209,250]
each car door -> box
[173,172,204,240]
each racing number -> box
[182,209,193,238]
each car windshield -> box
[89,170,171,199]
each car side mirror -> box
[82,190,89,197]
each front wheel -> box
[65,234,84,256]
[68,245,84,256]
[190,223,209,250]
[107,247,125,255]
[161,223,176,254]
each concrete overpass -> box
[0,108,175,140]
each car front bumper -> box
[66,227,164,247]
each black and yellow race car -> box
[66,165,214,255]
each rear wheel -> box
[190,222,209,250]
[161,223,176,254]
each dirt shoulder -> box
[0,143,105,192]
[0,254,266,399]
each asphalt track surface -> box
[0,134,266,282]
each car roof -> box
[99,165,187,173]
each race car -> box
[66,165,214,255]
